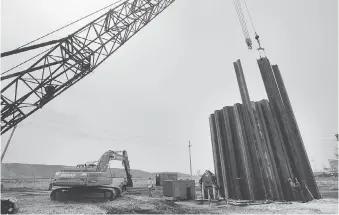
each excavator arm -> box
[96,150,133,186]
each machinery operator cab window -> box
[84,161,98,168]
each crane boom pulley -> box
[1,0,176,135]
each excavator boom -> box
[96,150,133,186]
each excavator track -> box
[50,186,122,201]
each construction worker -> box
[212,180,219,200]
[147,177,153,197]
[295,177,307,202]
[288,178,298,200]
[288,178,295,188]
[288,177,305,202]
[122,177,128,191]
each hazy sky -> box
[1,0,338,174]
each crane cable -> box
[243,0,266,57]
[1,47,54,76]
[2,0,125,77]
[243,0,257,37]
[14,0,125,51]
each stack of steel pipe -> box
[209,58,321,201]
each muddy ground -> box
[1,177,338,214]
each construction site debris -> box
[0,176,337,213]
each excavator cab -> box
[85,161,97,169]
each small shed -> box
[163,180,196,200]
[155,173,178,186]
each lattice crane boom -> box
[1,0,176,134]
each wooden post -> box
[209,114,225,198]
[272,65,321,199]
[188,141,192,178]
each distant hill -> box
[1,163,69,179]
[1,163,190,179]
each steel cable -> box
[14,0,125,50]
[2,0,125,76]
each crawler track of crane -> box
[50,186,122,201]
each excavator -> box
[1,0,261,213]
[50,150,133,201]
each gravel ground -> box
[1,188,337,214]
[2,190,216,214]
[1,176,338,214]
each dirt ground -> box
[1,177,338,214]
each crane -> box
[1,0,262,212]
[233,0,265,56]
[1,0,176,135]
[1,0,176,213]
[1,0,262,135]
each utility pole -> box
[311,158,316,172]
[188,141,192,177]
